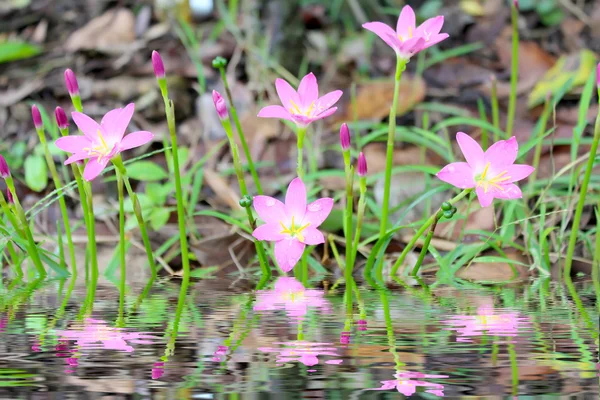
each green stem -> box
[506,3,519,138]
[528,95,552,184]
[491,76,500,141]
[112,157,157,278]
[350,178,367,270]
[410,210,442,276]
[297,127,307,179]
[390,189,471,277]
[116,169,126,325]
[380,57,405,238]
[343,152,354,283]
[564,89,600,279]
[380,288,404,370]
[0,217,22,278]
[217,66,263,194]
[3,178,46,278]
[160,95,191,282]
[36,127,77,277]
[593,204,600,307]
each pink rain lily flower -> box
[371,371,448,397]
[252,178,333,272]
[363,5,448,61]
[55,103,153,181]
[442,307,529,343]
[257,73,342,128]
[253,277,330,320]
[436,132,534,208]
[259,341,343,367]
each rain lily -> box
[55,106,69,129]
[212,90,228,120]
[371,371,448,397]
[253,277,330,320]
[64,69,79,96]
[363,5,448,61]
[442,307,528,343]
[339,123,351,151]
[31,105,43,129]
[259,341,343,367]
[436,132,534,207]
[54,103,153,181]
[357,152,367,177]
[257,73,342,128]
[252,178,333,272]
[151,50,165,79]
[0,154,10,178]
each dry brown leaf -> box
[65,8,136,53]
[203,168,241,210]
[457,249,530,282]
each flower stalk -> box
[116,167,126,326]
[350,152,368,270]
[506,1,519,138]
[341,124,354,282]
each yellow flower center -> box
[289,100,317,117]
[83,130,114,162]
[282,290,305,303]
[280,216,310,242]
[398,26,413,42]
[475,162,511,193]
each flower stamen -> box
[476,162,511,193]
[280,216,310,242]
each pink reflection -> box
[212,345,229,362]
[253,277,330,320]
[371,371,448,397]
[259,341,343,367]
[56,318,156,352]
[152,361,165,379]
[442,307,527,342]
[0,316,7,333]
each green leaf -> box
[150,207,171,230]
[0,41,41,64]
[126,161,168,181]
[145,183,171,206]
[471,256,529,266]
[123,194,153,213]
[24,155,47,192]
[189,266,219,278]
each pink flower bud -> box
[152,361,165,379]
[64,69,79,96]
[356,319,367,331]
[6,189,13,204]
[0,154,10,178]
[340,123,351,151]
[54,107,69,129]
[212,90,228,120]
[31,105,43,129]
[513,0,519,10]
[340,331,351,345]
[597,63,600,87]
[357,152,367,176]
[152,50,165,79]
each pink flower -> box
[259,341,343,367]
[211,345,228,362]
[371,371,448,397]
[152,361,165,379]
[54,103,154,181]
[151,50,165,79]
[212,90,228,120]
[442,307,528,343]
[252,178,333,272]
[436,132,534,207]
[55,106,69,129]
[257,73,342,128]
[363,5,448,61]
[253,277,330,320]
[0,154,9,178]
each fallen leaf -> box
[203,168,241,210]
[65,8,136,53]
[457,249,530,282]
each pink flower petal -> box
[316,90,343,112]
[504,164,534,183]
[285,178,307,220]
[257,105,293,121]
[72,111,106,141]
[399,37,425,57]
[274,239,306,272]
[119,131,153,152]
[274,276,305,292]
[456,132,484,169]
[422,33,449,49]
[301,226,325,245]
[304,107,338,125]
[275,78,300,112]
[494,183,523,200]
[436,162,476,189]
[297,73,319,108]
[83,157,109,181]
[362,22,401,52]
[64,152,89,164]
[396,5,416,39]
[303,198,333,227]
[253,195,287,224]
[55,135,92,153]
[484,136,518,169]
[416,15,445,38]
[253,223,286,242]
[101,103,135,142]
[475,186,495,207]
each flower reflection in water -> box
[371,371,448,397]
[212,345,228,362]
[442,307,527,342]
[253,277,330,321]
[259,341,343,368]
[152,361,165,379]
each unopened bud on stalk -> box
[340,331,350,345]
[212,90,228,120]
[357,152,367,177]
[596,63,600,87]
[356,319,367,331]
[31,105,43,130]
[0,154,10,178]
[151,50,165,79]
[212,56,227,69]
[239,194,253,208]
[513,0,519,10]
[340,123,351,151]
[6,188,13,204]
[54,107,69,129]
[64,69,79,96]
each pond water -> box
[0,276,598,398]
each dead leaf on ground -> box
[203,168,241,210]
[456,249,530,282]
[0,79,42,107]
[65,8,136,53]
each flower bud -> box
[152,362,165,380]
[513,0,519,10]
[6,188,13,204]
[31,105,43,129]
[212,56,227,69]
[212,90,228,120]
[357,152,367,177]
[357,319,367,331]
[339,123,351,151]
[152,50,165,79]
[597,63,600,88]
[0,154,10,178]
[55,107,69,129]
[64,69,79,96]
[340,331,351,345]
[239,194,253,208]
